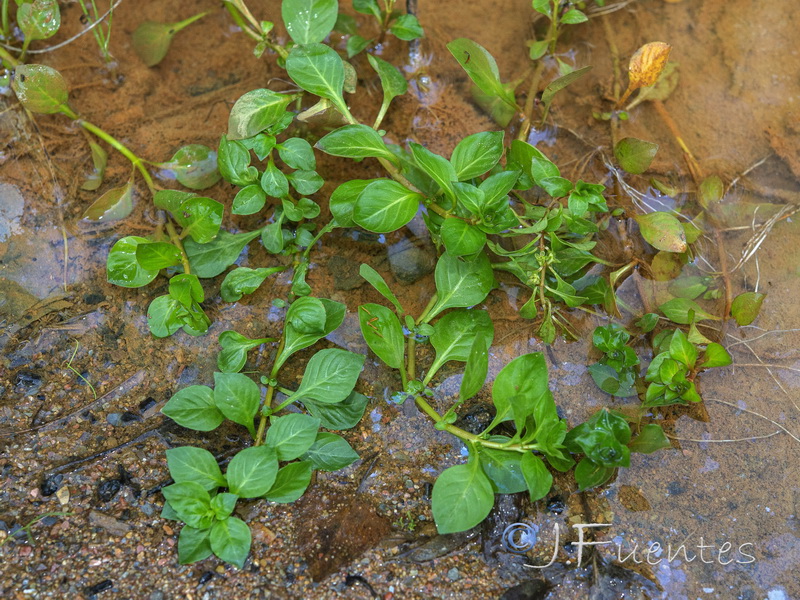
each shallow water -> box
[1,0,799,599]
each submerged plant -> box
[4,0,766,571]
[160,296,365,566]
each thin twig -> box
[707,397,800,444]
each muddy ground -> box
[1,0,799,599]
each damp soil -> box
[1,1,799,599]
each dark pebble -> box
[40,474,63,497]
[83,292,105,305]
[120,411,142,424]
[138,397,156,412]
[667,481,686,495]
[499,579,552,600]
[40,516,58,527]
[84,580,113,596]
[97,479,122,502]
[198,571,214,585]
[14,371,42,395]
[546,495,566,514]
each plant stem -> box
[165,219,191,275]
[77,119,155,193]
[255,332,286,445]
[171,11,210,35]
[518,57,546,142]
[1,0,9,39]
[414,395,538,452]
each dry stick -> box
[708,397,800,444]
[666,431,781,443]
[727,333,799,412]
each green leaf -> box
[635,211,687,253]
[637,313,659,333]
[265,414,320,461]
[213,372,261,437]
[303,390,369,430]
[107,236,159,288]
[173,197,224,244]
[132,21,177,67]
[614,137,659,174]
[209,516,251,568]
[449,131,504,180]
[302,432,359,471]
[184,229,262,278]
[410,142,456,199]
[488,352,553,431]
[359,264,403,313]
[264,461,313,503]
[277,298,346,371]
[218,330,274,373]
[428,252,494,320]
[287,169,323,195]
[162,385,224,431]
[353,0,381,19]
[540,65,591,121]
[282,0,338,45]
[668,328,697,368]
[288,296,327,334]
[520,453,553,502]
[278,137,316,170]
[367,54,408,118]
[700,342,732,368]
[358,303,405,369]
[346,34,371,58]
[330,179,374,227]
[574,457,615,491]
[353,179,423,233]
[427,310,494,379]
[167,144,221,190]
[226,446,279,498]
[12,64,69,114]
[440,218,487,256]
[698,175,724,209]
[479,445,527,494]
[261,160,290,197]
[561,8,588,24]
[285,43,347,115]
[460,331,491,401]
[161,482,213,529]
[316,124,396,161]
[289,349,365,405]
[232,185,267,215]
[446,38,517,112]
[17,0,60,41]
[431,453,494,534]
[146,295,184,338]
[178,526,213,564]
[628,424,671,454]
[228,89,293,140]
[730,291,766,326]
[389,13,424,40]
[82,182,134,222]
[220,266,283,302]
[135,241,182,270]
[166,446,226,491]
[659,297,720,324]
[211,492,238,519]
[81,141,108,192]
[217,135,257,186]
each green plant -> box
[7,0,763,570]
[336,0,424,57]
[160,296,366,566]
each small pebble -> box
[56,485,70,506]
[84,579,113,597]
[447,567,460,581]
[40,474,62,497]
